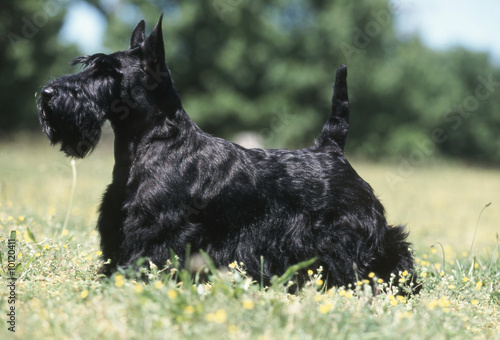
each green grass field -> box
[1,134,499,339]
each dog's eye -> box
[99,60,120,73]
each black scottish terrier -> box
[38,15,418,291]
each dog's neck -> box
[109,100,199,181]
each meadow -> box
[0,133,499,339]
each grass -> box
[0,133,499,339]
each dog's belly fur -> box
[99,131,402,287]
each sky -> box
[60,0,500,63]
[394,0,500,63]
[60,1,106,53]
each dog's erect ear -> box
[141,14,165,69]
[130,19,146,49]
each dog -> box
[38,15,418,291]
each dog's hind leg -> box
[317,64,350,151]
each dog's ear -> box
[130,19,146,49]
[141,13,165,70]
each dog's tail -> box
[317,64,350,151]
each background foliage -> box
[2,0,500,162]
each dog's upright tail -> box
[317,64,350,151]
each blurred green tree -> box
[2,0,500,162]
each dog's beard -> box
[37,97,105,158]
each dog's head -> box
[38,14,178,158]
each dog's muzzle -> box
[41,86,56,100]
[39,86,57,119]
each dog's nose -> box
[41,87,56,99]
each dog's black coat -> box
[38,15,417,290]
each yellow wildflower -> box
[214,309,228,323]
[184,306,196,314]
[439,297,450,307]
[314,294,324,302]
[427,300,438,310]
[153,281,164,289]
[167,289,177,299]
[319,302,333,314]
[81,289,89,299]
[397,311,412,319]
[242,299,254,310]
[114,275,125,287]
[206,309,227,323]
[368,272,375,279]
